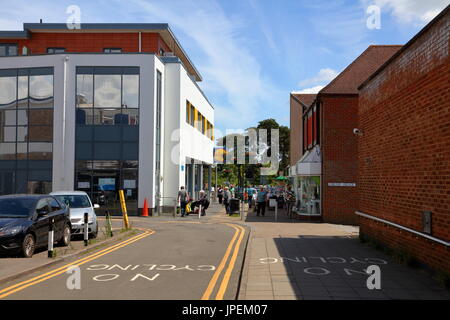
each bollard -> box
[174,199,177,219]
[198,205,202,219]
[105,210,113,237]
[84,212,89,246]
[48,218,55,258]
[275,204,278,222]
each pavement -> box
[238,204,450,300]
[0,220,130,284]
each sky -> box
[0,0,448,137]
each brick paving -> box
[238,204,450,300]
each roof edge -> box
[358,4,449,90]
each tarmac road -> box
[0,207,249,300]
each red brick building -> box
[357,7,450,273]
[290,45,401,224]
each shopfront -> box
[292,145,322,217]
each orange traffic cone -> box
[142,198,149,217]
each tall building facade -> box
[0,23,214,215]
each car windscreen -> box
[54,195,91,209]
[0,198,35,217]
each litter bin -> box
[229,198,240,214]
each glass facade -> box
[75,66,139,215]
[295,176,321,215]
[0,67,53,195]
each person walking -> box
[256,186,267,217]
[285,185,296,219]
[223,186,232,214]
[192,190,209,216]
[177,186,190,217]
[217,186,224,204]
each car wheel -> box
[90,224,98,239]
[22,234,35,258]
[59,224,71,247]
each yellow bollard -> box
[119,190,130,229]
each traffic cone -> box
[142,198,149,217]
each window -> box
[47,48,65,54]
[0,67,53,195]
[190,105,195,126]
[0,44,18,57]
[76,67,140,125]
[103,48,122,53]
[159,48,165,56]
[302,102,320,153]
[186,102,190,123]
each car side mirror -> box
[37,210,49,217]
[93,204,100,209]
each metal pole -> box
[84,212,89,246]
[275,204,278,222]
[48,218,54,258]
[199,204,202,220]
[215,165,218,203]
[174,198,177,218]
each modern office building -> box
[0,23,214,215]
[289,45,401,224]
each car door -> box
[34,198,51,247]
[47,197,65,240]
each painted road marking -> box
[201,223,246,300]
[0,229,154,299]
[215,224,246,300]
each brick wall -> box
[0,32,170,54]
[358,10,450,273]
[321,95,359,225]
[290,95,303,166]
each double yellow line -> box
[201,223,246,300]
[0,229,154,299]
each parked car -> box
[50,191,99,239]
[0,195,71,258]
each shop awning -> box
[295,145,321,176]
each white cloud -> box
[298,68,338,87]
[126,0,284,131]
[292,86,325,94]
[365,0,448,24]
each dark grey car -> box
[0,195,71,258]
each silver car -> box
[50,191,99,239]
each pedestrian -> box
[285,185,296,219]
[192,190,209,216]
[223,186,232,214]
[217,186,224,204]
[177,186,190,217]
[256,186,267,217]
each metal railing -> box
[155,196,178,218]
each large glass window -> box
[76,67,139,125]
[295,176,321,216]
[0,44,18,57]
[0,67,53,195]
[75,67,139,214]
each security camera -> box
[353,128,362,135]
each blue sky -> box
[0,0,448,136]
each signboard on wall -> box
[99,178,116,191]
[328,183,356,187]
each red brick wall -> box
[321,95,359,225]
[290,96,303,166]
[0,32,169,54]
[358,11,450,273]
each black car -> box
[0,195,71,258]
